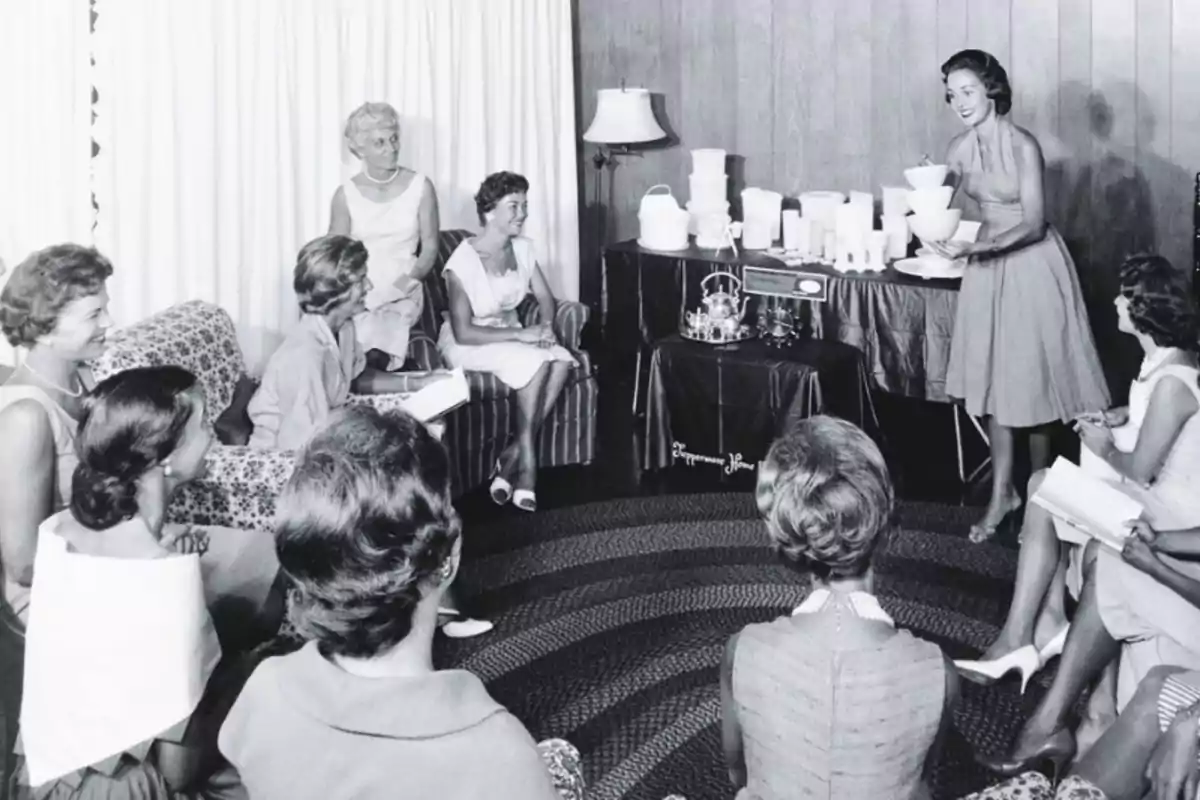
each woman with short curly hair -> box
[721,416,956,800]
[0,244,114,625]
[437,171,577,512]
[962,255,1200,774]
[329,102,440,371]
[218,406,566,799]
[927,49,1110,543]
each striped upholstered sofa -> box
[90,229,597,531]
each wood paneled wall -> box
[577,0,1200,392]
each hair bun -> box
[70,463,139,530]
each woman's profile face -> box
[1114,292,1135,335]
[43,287,113,361]
[486,192,528,238]
[360,124,400,172]
[334,273,372,318]
[168,393,214,483]
[945,68,993,128]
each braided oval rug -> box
[437,492,1043,800]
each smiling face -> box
[485,192,529,237]
[359,123,400,173]
[41,287,113,361]
[945,68,995,128]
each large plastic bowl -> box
[904,164,949,189]
[906,186,953,216]
[907,209,962,243]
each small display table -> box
[643,334,875,473]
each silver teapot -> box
[699,272,749,326]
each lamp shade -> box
[583,88,666,144]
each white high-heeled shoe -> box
[954,645,1043,694]
[1038,625,1069,666]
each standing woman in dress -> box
[330,102,440,372]
[928,50,1110,542]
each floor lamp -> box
[583,86,666,413]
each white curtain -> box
[92,0,579,373]
[0,0,96,366]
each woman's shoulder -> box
[945,130,973,164]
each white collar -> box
[792,587,894,626]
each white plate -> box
[893,257,964,280]
[637,237,690,252]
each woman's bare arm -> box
[410,178,440,283]
[329,186,351,236]
[720,632,747,790]
[1102,376,1197,486]
[0,401,56,589]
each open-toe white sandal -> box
[488,459,513,505]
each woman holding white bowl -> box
[926,49,1109,543]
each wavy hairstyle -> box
[755,416,895,579]
[343,102,400,158]
[275,405,459,658]
[293,235,369,315]
[0,244,113,348]
[71,366,201,530]
[941,49,1013,116]
[474,171,529,226]
[1119,254,1199,350]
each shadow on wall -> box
[1046,81,1193,403]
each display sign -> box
[741,266,828,302]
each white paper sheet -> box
[1032,457,1145,551]
[397,367,470,423]
[20,514,221,786]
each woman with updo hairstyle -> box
[438,171,577,512]
[16,366,254,799]
[329,101,440,371]
[219,406,572,799]
[927,49,1109,543]
[721,416,956,800]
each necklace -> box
[21,361,82,397]
[361,167,400,185]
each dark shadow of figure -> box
[1047,82,1193,404]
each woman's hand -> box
[1073,417,1115,457]
[1146,706,1200,800]
[1105,407,1131,427]
[1122,523,1163,576]
[925,239,974,260]
[162,526,210,556]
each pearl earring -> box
[163,462,173,477]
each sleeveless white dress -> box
[0,385,78,624]
[1083,363,1200,708]
[437,238,576,390]
[344,173,427,368]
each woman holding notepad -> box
[958,255,1200,775]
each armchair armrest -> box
[166,445,297,530]
[520,298,591,351]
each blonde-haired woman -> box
[722,416,956,800]
[330,102,439,371]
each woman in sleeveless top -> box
[330,102,440,371]
[722,416,955,800]
[926,51,1110,543]
[965,257,1200,778]
[438,172,576,512]
[16,366,251,799]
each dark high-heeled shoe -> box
[977,727,1076,782]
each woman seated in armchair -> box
[0,245,281,647]
[722,416,957,799]
[249,233,489,639]
[219,405,582,799]
[957,255,1200,746]
[329,101,440,372]
[438,171,576,512]
[15,366,257,798]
